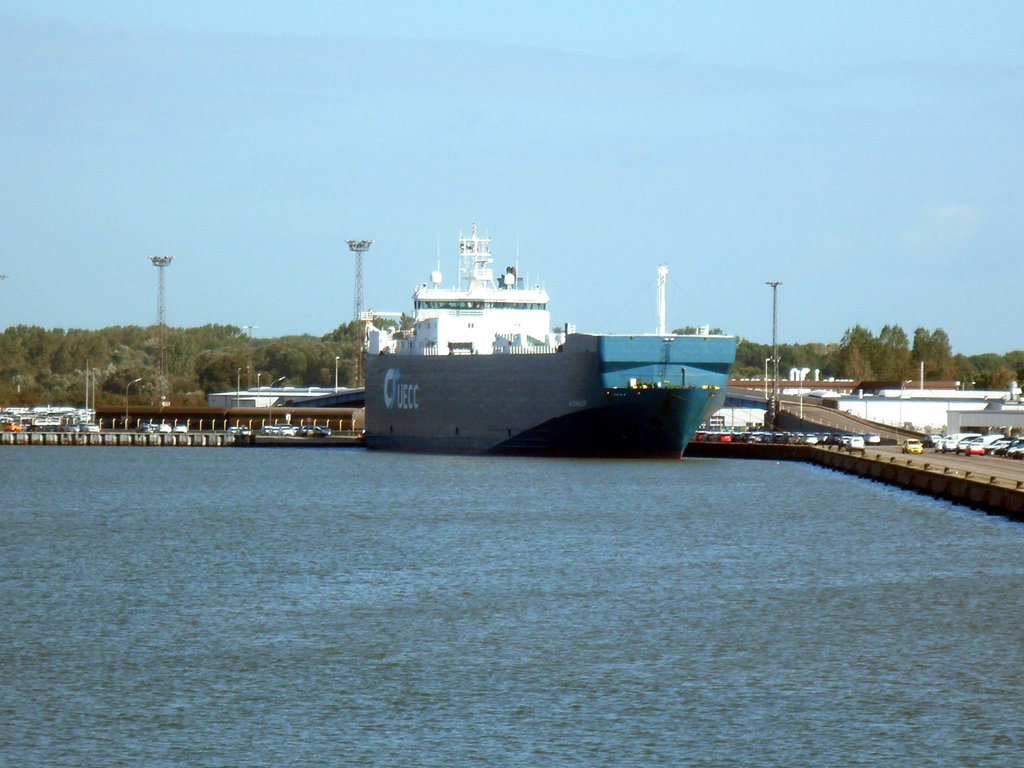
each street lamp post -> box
[236,368,241,408]
[243,325,257,388]
[268,376,286,427]
[334,356,340,392]
[125,377,142,430]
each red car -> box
[963,438,986,456]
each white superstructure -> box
[368,224,564,356]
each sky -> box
[1,1,1022,355]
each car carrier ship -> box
[364,225,735,457]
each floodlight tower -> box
[150,256,173,402]
[766,281,782,430]
[347,239,373,321]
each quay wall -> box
[1,431,242,447]
[685,442,1024,523]
[0,431,364,448]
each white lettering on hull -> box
[383,368,419,410]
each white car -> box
[847,435,866,452]
[940,433,980,452]
[953,434,984,454]
[172,424,188,434]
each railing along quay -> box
[0,431,365,448]
[685,441,1024,523]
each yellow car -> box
[902,439,924,454]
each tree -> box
[837,325,876,379]
[876,324,912,380]
[912,327,954,379]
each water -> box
[2,447,1023,766]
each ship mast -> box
[459,223,494,289]
[657,265,668,335]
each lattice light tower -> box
[347,239,373,321]
[766,280,782,430]
[151,255,173,402]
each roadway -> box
[777,399,920,442]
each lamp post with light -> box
[267,376,286,427]
[125,377,142,430]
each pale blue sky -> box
[1,1,1021,354]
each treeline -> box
[2,321,1022,407]
[679,324,1024,389]
[0,321,373,407]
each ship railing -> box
[502,345,558,355]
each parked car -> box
[963,438,987,456]
[955,434,988,454]
[846,435,866,452]
[901,439,924,454]
[994,438,1024,456]
[226,425,252,436]
[299,425,332,437]
[865,434,881,445]
[963,434,1006,456]
[172,424,188,434]
[982,437,1013,455]
[941,433,981,453]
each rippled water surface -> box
[2,447,1023,766]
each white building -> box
[805,387,1020,435]
[206,386,355,408]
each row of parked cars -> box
[256,424,332,437]
[694,430,883,449]
[136,422,188,434]
[927,433,1024,458]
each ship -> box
[363,225,736,458]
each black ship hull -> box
[364,333,735,458]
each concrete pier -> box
[0,431,364,448]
